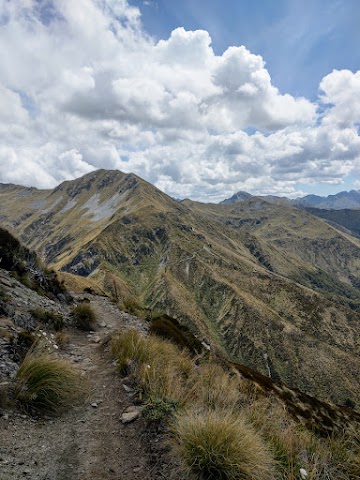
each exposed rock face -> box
[0,268,72,380]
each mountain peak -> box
[220,191,252,204]
[53,169,132,195]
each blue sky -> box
[131,0,360,100]
[0,0,359,200]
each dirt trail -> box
[0,295,164,480]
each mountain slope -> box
[221,188,360,209]
[301,190,360,209]
[303,207,360,239]
[1,170,360,407]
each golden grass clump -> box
[174,409,277,480]
[111,329,359,480]
[243,396,360,480]
[111,328,149,374]
[54,331,70,348]
[72,303,96,331]
[14,351,84,414]
[111,329,193,404]
[140,335,193,401]
[187,362,241,412]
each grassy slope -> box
[1,170,360,405]
[304,206,360,239]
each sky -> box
[0,0,359,201]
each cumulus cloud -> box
[0,0,359,200]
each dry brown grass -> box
[111,329,149,374]
[174,409,277,480]
[54,331,70,348]
[243,395,360,480]
[111,329,193,404]
[111,330,359,480]
[14,351,85,414]
[71,303,96,331]
[186,362,241,412]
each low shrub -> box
[72,303,96,331]
[174,409,276,480]
[142,397,178,422]
[54,331,70,348]
[149,315,203,353]
[30,307,64,331]
[14,351,84,414]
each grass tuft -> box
[111,330,359,480]
[111,329,193,404]
[174,409,276,480]
[187,362,241,413]
[14,351,84,414]
[72,303,96,331]
[30,307,64,331]
[111,329,149,374]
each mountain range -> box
[222,188,360,210]
[0,169,359,407]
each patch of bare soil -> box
[0,295,183,480]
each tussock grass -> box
[120,296,148,318]
[54,331,70,348]
[174,409,276,480]
[111,329,193,404]
[111,328,149,374]
[139,335,193,401]
[14,351,84,414]
[187,362,241,412]
[111,330,359,480]
[244,396,360,480]
[72,303,96,331]
[323,429,360,480]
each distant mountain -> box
[221,189,360,210]
[1,169,360,406]
[220,191,252,204]
[299,190,360,209]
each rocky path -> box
[0,295,166,480]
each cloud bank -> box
[0,0,359,200]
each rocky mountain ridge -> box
[221,187,360,209]
[0,170,359,407]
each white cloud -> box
[0,0,359,201]
[320,69,360,127]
